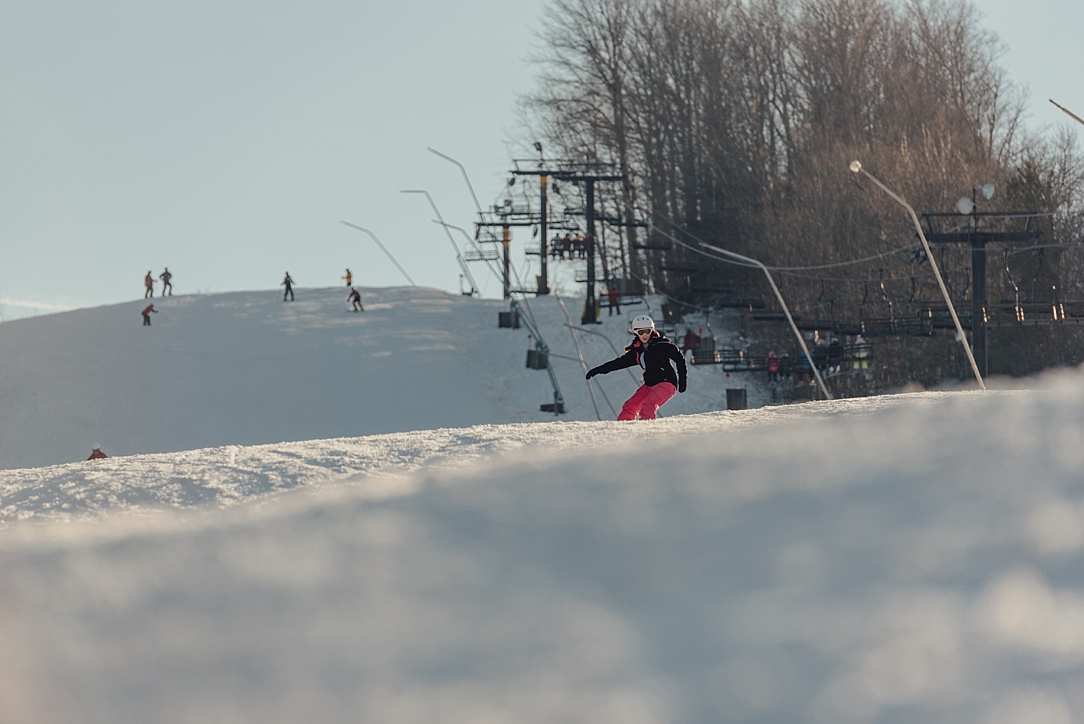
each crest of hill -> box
[0,286,748,470]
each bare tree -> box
[522,0,1084,387]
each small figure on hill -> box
[585,315,687,421]
[343,268,353,286]
[282,272,295,301]
[142,303,157,326]
[347,286,364,312]
[681,328,700,358]
[766,351,780,383]
[87,445,108,460]
[144,271,155,298]
[159,267,173,295]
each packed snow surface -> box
[3,286,1084,723]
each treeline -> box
[523,0,1084,388]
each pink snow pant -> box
[618,382,677,420]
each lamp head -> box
[849,160,862,174]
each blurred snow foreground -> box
[4,289,1084,722]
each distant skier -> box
[142,303,157,326]
[144,271,155,298]
[606,287,621,316]
[681,328,700,358]
[159,267,173,295]
[87,445,108,460]
[282,272,295,301]
[585,315,687,420]
[766,351,780,383]
[343,268,353,286]
[347,286,363,312]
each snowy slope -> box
[5,288,1084,723]
[0,286,757,470]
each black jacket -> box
[587,331,688,390]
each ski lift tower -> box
[922,185,1043,376]
[507,143,555,296]
[475,199,534,299]
[508,151,586,296]
[547,158,624,325]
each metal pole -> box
[435,221,503,288]
[1050,99,1084,127]
[502,224,511,299]
[582,179,598,324]
[400,189,479,296]
[539,174,550,294]
[699,242,832,401]
[556,295,603,420]
[339,221,416,286]
[426,147,484,213]
[971,235,988,376]
[849,161,986,390]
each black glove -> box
[586,368,599,380]
[678,379,687,393]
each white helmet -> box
[630,315,655,332]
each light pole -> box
[435,220,505,292]
[698,242,832,401]
[1050,99,1084,127]
[849,161,986,390]
[427,147,484,215]
[400,189,479,296]
[339,221,416,287]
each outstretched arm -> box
[586,349,637,379]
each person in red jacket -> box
[87,445,107,460]
[585,315,687,420]
[606,287,621,316]
[142,303,157,326]
[766,350,780,383]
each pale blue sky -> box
[1,0,1081,318]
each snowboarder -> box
[159,267,173,295]
[347,286,363,312]
[585,315,687,420]
[343,268,353,286]
[142,303,157,326]
[282,272,295,301]
[87,445,108,460]
[144,271,155,298]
